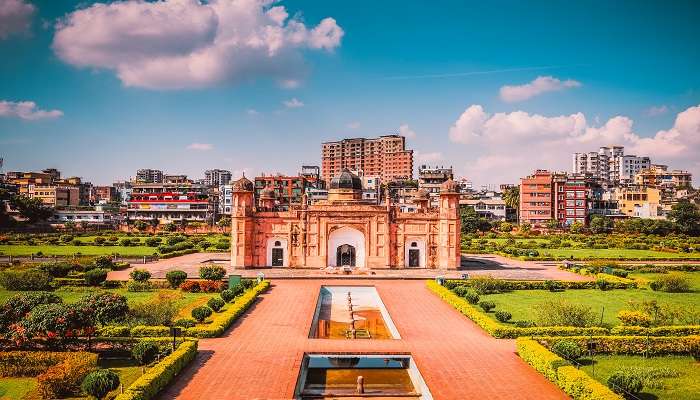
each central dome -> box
[330,168,363,190]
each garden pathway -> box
[158,279,568,400]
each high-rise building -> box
[552,173,589,226]
[204,169,232,187]
[321,135,413,184]
[135,169,164,183]
[572,146,650,185]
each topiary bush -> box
[220,288,236,302]
[551,340,582,361]
[617,310,652,327]
[607,370,643,398]
[191,306,212,323]
[81,369,120,400]
[92,256,114,270]
[199,264,226,281]
[0,269,53,291]
[478,301,496,312]
[179,280,200,293]
[165,270,187,289]
[464,291,480,305]
[650,274,691,293]
[131,341,159,366]
[495,310,512,322]
[174,318,197,328]
[37,261,72,278]
[129,269,151,283]
[84,268,109,286]
[207,297,225,312]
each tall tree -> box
[502,186,520,222]
[9,194,53,223]
[668,200,700,235]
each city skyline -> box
[1,0,700,186]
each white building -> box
[459,198,507,220]
[205,169,232,187]
[219,184,233,215]
[573,146,650,185]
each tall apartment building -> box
[553,173,589,226]
[321,135,413,184]
[573,146,650,185]
[204,169,232,187]
[135,169,164,183]
[519,170,554,227]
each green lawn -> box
[478,286,700,326]
[0,377,36,400]
[0,287,218,309]
[580,355,700,400]
[538,248,699,260]
[0,245,158,257]
[629,271,700,290]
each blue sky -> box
[1,0,699,186]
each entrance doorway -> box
[336,244,356,267]
[408,248,420,267]
[267,239,287,267]
[271,248,284,267]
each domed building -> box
[230,169,460,270]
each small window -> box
[411,242,417,247]
[274,241,281,247]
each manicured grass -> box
[629,271,700,290]
[580,355,700,400]
[0,287,219,309]
[0,377,36,400]
[0,245,158,257]
[539,248,699,260]
[478,287,700,326]
[98,357,143,400]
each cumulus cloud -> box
[0,0,35,39]
[0,100,63,120]
[646,105,668,117]
[52,0,343,90]
[186,143,213,151]
[499,76,581,102]
[399,123,416,138]
[283,97,304,108]
[448,104,700,186]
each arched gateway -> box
[327,226,365,267]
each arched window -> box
[411,242,418,247]
[274,240,281,247]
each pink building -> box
[231,169,461,269]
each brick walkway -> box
[108,252,589,281]
[159,280,567,399]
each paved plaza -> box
[158,279,567,400]
[108,252,590,281]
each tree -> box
[64,220,77,231]
[179,217,188,232]
[589,215,613,234]
[217,216,231,231]
[569,221,585,234]
[149,217,159,233]
[82,370,120,400]
[668,200,700,235]
[164,222,177,232]
[133,220,148,232]
[460,207,480,234]
[10,194,53,223]
[502,186,520,221]
[545,219,559,230]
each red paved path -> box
[159,280,567,399]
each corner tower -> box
[230,175,255,268]
[438,179,461,269]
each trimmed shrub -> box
[495,310,512,322]
[174,318,197,328]
[535,300,597,328]
[179,280,200,293]
[84,268,109,286]
[199,280,224,293]
[478,301,496,312]
[199,264,226,281]
[207,297,225,312]
[607,370,643,398]
[93,237,106,245]
[128,292,179,326]
[0,269,52,291]
[77,292,129,326]
[616,310,652,327]
[37,261,72,278]
[551,340,582,361]
[37,352,99,399]
[132,341,159,366]
[165,270,187,289]
[191,306,212,323]
[650,273,691,293]
[81,369,120,400]
[129,269,151,283]
[126,281,153,292]
[0,292,62,327]
[93,256,114,269]
[220,288,237,302]
[464,291,480,305]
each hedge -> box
[516,338,622,400]
[158,249,197,259]
[610,325,700,337]
[114,340,198,400]
[427,280,608,338]
[444,274,636,291]
[533,335,700,356]
[95,280,270,339]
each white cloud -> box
[499,76,581,102]
[186,143,213,151]
[346,121,360,129]
[0,0,35,39]
[279,79,301,89]
[646,105,668,117]
[283,97,304,108]
[52,0,343,90]
[448,104,700,186]
[399,123,416,138]
[246,108,260,116]
[0,100,63,120]
[415,151,443,163]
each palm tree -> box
[503,186,520,222]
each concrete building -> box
[51,207,116,226]
[553,173,589,226]
[205,169,232,187]
[519,170,554,227]
[230,169,460,269]
[460,198,507,220]
[94,186,117,203]
[573,146,650,185]
[634,165,692,189]
[136,169,163,183]
[321,135,413,184]
[27,185,80,207]
[613,186,663,219]
[126,191,210,223]
[418,165,454,207]
[219,184,233,215]
[254,174,321,207]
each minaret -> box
[438,179,461,269]
[230,174,255,268]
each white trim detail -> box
[404,238,426,268]
[327,226,365,267]
[266,237,288,267]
